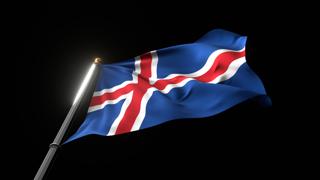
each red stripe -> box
[153,76,187,90]
[153,50,245,90]
[196,50,245,82]
[89,53,153,109]
[115,53,153,134]
[115,79,148,134]
[139,53,153,78]
[90,83,136,106]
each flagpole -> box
[34,58,102,180]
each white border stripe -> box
[150,50,158,85]
[133,56,141,82]
[93,56,141,97]
[88,94,129,113]
[107,91,134,136]
[93,81,132,96]
[210,57,246,84]
[131,88,155,131]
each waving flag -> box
[66,29,269,143]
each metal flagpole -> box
[34,58,102,180]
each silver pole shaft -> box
[34,60,101,180]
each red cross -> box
[89,49,245,135]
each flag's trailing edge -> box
[65,29,270,143]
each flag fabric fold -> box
[65,29,269,143]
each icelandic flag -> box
[66,29,269,143]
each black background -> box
[9,1,283,179]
